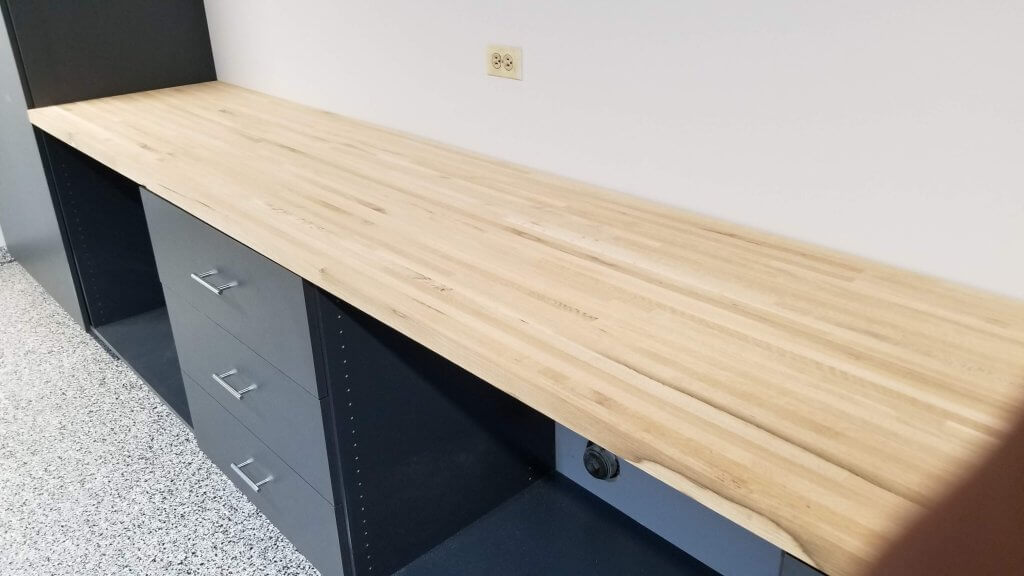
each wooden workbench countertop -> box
[29,82,1024,576]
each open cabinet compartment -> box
[39,131,189,425]
[312,289,719,576]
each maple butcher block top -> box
[29,81,1024,576]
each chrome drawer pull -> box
[190,269,238,295]
[230,458,272,492]
[211,369,257,400]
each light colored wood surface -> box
[30,82,1024,576]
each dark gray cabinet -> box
[143,192,319,396]
[0,18,83,325]
[0,0,215,329]
[184,373,344,576]
[0,0,216,424]
[165,288,333,503]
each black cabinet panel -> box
[4,0,215,107]
[0,0,215,326]
[0,18,84,325]
[39,134,190,425]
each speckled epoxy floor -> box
[0,250,320,576]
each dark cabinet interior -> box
[40,134,188,425]
[311,290,717,576]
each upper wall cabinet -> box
[2,0,215,107]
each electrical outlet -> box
[486,45,522,80]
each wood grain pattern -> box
[29,82,1024,576]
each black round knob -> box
[583,442,620,481]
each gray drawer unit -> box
[556,425,783,576]
[165,288,333,503]
[184,374,344,576]
[141,189,319,397]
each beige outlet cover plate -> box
[486,45,522,80]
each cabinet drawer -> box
[141,189,319,397]
[166,288,333,503]
[185,375,343,576]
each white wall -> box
[204,0,1023,299]
[0,223,5,247]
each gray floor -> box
[0,249,320,576]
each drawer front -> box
[166,288,333,503]
[142,190,319,397]
[185,375,344,576]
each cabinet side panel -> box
[0,15,84,325]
